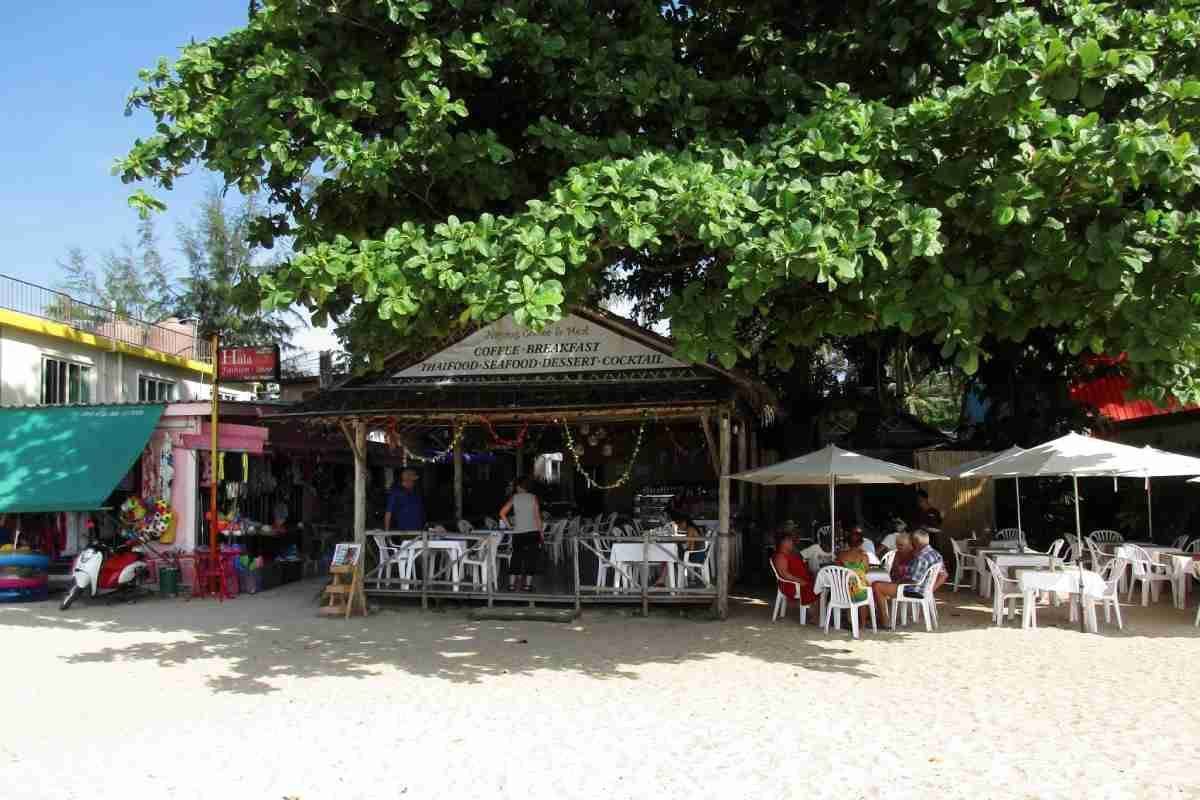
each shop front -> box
[268,307,777,617]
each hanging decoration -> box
[384,418,467,463]
[664,422,706,459]
[560,414,648,491]
[478,416,529,449]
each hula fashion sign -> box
[396,314,684,378]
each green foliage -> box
[119,1,1200,400]
[175,190,299,347]
[55,219,175,324]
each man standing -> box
[910,488,943,531]
[384,469,426,531]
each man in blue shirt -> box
[384,469,426,531]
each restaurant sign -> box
[218,345,281,382]
[395,314,685,378]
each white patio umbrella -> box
[943,446,1026,538]
[1134,446,1200,539]
[731,444,948,552]
[954,432,1192,630]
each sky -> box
[0,1,337,352]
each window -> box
[138,376,175,402]
[42,358,91,405]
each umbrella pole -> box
[1146,476,1153,542]
[829,476,837,554]
[1015,476,1023,545]
[1073,475,1086,633]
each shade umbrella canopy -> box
[732,445,946,553]
[943,446,1027,539]
[730,444,948,485]
[952,432,1167,632]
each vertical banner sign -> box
[218,345,281,382]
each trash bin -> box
[159,566,180,596]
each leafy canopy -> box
[119,0,1200,401]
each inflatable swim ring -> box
[0,552,50,602]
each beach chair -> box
[768,558,811,624]
[949,538,978,592]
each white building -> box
[0,274,228,406]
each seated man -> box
[871,531,946,626]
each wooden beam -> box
[699,414,721,478]
[352,421,367,546]
[279,403,725,427]
[716,410,732,619]
[749,428,760,521]
[453,422,464,521]
[736,417,748,511]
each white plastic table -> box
[978,553,1060,598]
[399,538,468,589]
[609,541,682,589]
[1019,568,1106,632]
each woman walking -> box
[498,477,543,592]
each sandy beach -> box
[2,580,1199,800]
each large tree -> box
[118,1,1200,401]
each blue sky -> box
[0,1,249,285]
[0,1,336,349]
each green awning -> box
[0,404,165,513]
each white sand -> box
[2,581,1199,800]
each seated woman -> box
[772,532,818,614]
[668,511,706,585]
[836,530,872,624]
[889,532,915,582]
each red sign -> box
[218,345,280,382]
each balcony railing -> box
[0,273,211,362]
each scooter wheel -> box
[60,585,81,611]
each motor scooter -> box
[60,532,153,610]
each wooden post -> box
[716,409,732,619]
[749,428,760,521]
[737,417,748,512]
[453,422,464,521]
[515,447,525,478]
[641,524,649,617]
[353,421,367,546]
[572,533,581,614]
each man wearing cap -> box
[384,469,426,531]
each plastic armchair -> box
[1047,538,1069,561]
[1085,557,1125,631]
[890,562,942,631]
[1123,544,1176,606]
[1089,529,1124,544]
[985,557,1024,626]
[815,525,833,551]
[1171,535,1190,551]
[768,558,812,624]
[1085,538,1113,575]
[994,527,1023,541]
[370,533,414,587]
[679,539,714,588]
[879,550,897,573]
[949,538,979,592]
[459,534,497,592]
[820,566,876,639]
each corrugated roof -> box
[1069,374,1197,422]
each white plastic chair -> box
[1123,544,1176,606]
[460,534,497,591]
[1086,557,1125,631]
[1186,539,1200,553]
[994,528,1023,542]
[890,561,942,631]
[879,549,897,573]
[1171,535,1189,551]
[1047,538,1069,561]
[678,538,714,588]
[985,556,1024,626]
[370,533,415,587]
[1085,537,1112,575]
[820,566,876,639]
[1088,529,1123,544]
[457,519,473,535]
[768,558,811,624]
[949,538,979,592]
[484,516,498,530]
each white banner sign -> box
[395,314,685,378]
